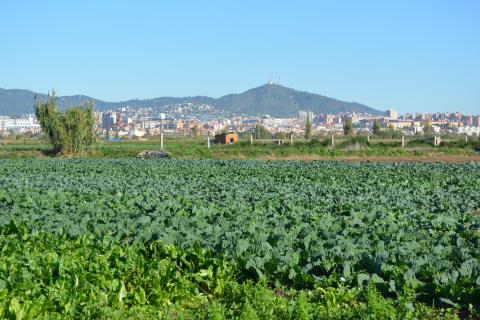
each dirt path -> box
[256,155,480,162]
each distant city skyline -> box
[1,1,479,114]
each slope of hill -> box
[0,88,40,117]
[0,88,110,116]
[0,84,382,117]
[215,84,380,117]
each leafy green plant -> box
[0,159,479,318]
[34,91,97,155]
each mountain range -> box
[0,84,382,118]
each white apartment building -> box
[0,117,41,132]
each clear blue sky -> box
[1,0,479,114]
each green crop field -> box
[0,159,479,319]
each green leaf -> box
[370,274,385,284]
[134,287,146,305]
[118,282,127,303]
[439,298,458,307]
[404,301,415,312]
[342,262,352,279]
[388,280,396,293]
[0,279,6,290]
[357,273,370,287]
[9,297,24,320]
[288,268,297,279]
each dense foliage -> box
[343,119,353,135]
[0,159,479,318]
[34,92,96,154]
[373,120,382,135]
[304,119,312,140]
[0,226,465,319]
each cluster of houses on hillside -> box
[94,108,480,139]
[1,107,480,138]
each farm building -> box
[214,132,238,144]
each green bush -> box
[34,91,96,155]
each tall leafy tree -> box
[373,120,381,135]
[423,121,433,135]
[35,91,97,154]
[343,119,354,135]
[191,125,201,138]
[304,118,312,139]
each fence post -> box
[207,132,210,149]
[290,133,293,145]
[160,132,164,149]
[402,134,405,147]
[331,133,335,147]
[465,133,468,143]
[367,134,370,143]
[250,134,253,145]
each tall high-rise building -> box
[102,112,116,130]
[326,114,335,124]
[386,109,398,120]
[116,113,124,127]
[466,115,474,126]
[298,111,314,122]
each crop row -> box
[0,159,479,307]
